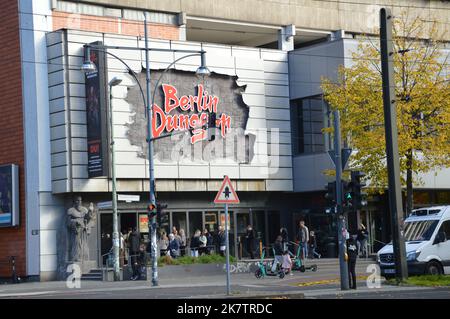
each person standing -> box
[297,220,309,259]
[357,224,369,258]
[279,227,289,252]
[159,232,169,257]
[190,230,201,257]
[179,228,187,256]
[308,230,320,259]
[347,235,358,289]
[245,225,256,259]
[218,225,226,256]
[271,236,284,273]
[168,233,180,259]
[199,230,207,255]
[128,228,140,280]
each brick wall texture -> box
[0,0,26,278]
[53,11,180,40]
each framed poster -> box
[139,214,149,233]
[0,164,19,227]
[85,41,108,177]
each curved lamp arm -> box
[150,53,202,111]
[84,46,147,114]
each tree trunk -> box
[406,150,413,216]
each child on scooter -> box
[281,250,293,275]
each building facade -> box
[0,0,449,281]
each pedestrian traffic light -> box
[351,170,368,209]
[324,181,336,205]
[207,112,217,141]
[342,180,353,209]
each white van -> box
[377,205,450,279]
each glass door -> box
[236,211,250,259]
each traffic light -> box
[351,170,368,209]
[342,180,353,209]
[148,202,169,226]
[324,181,336,205]
[147,203,157,219]
[156,202,169,228]
[207,112,217,141]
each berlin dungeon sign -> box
[126,69,256,163]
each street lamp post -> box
[109,76,123,281]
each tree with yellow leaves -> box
[322,14,450,215]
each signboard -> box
[214,176,240,204]
[97,201,112,209]
[152,84,232,144]
[0,164,19,227]
[117,194,140,202]
[139,214,149,233]
[85,41,108,177]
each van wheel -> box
[425,261,443,276]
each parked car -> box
[377,205,450,279]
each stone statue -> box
[66,196,97,262]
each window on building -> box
[291,95,331,155]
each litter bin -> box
[326,242,337,258]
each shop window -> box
[436,191,450,205]
[189,212,203,239]
[204,212,218,233]
[172,212,188,235]
[413,191,431,205]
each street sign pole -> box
[225,203,230,296]
[214,175,239,297]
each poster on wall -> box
[0,164,19,227]
[139,214,149,233]
[85,41,108,177]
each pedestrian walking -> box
[347,235,358,289]
[297,220,309,259]
[357,224,369,258]
[245,225,256,259]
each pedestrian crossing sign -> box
[214,175,240,204]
